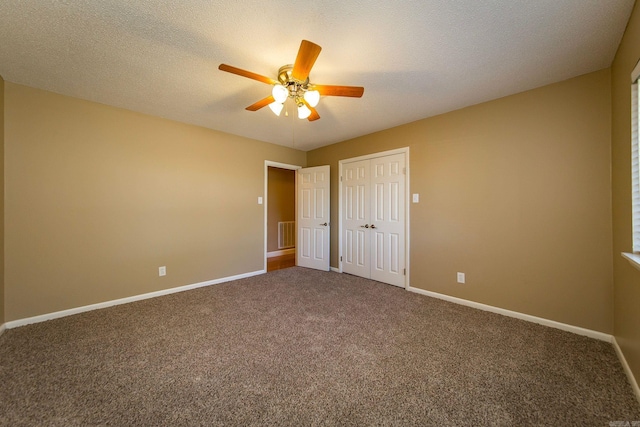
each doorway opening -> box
[264,161,300,272]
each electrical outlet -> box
[159,266,166,277]
[457,272,465,284]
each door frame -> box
[264,161,302,272]
[338,147,410,288]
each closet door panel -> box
[342,160,370,278]
[369,154,406,287]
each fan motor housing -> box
[278,64,310,98]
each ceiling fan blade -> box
[245,95,276,111]
[291,40,322,81]
[302,99,321,121]
[219,64,277,85]
[314,84,364,98]
[307,107,320,122]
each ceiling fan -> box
[218,40,364,121]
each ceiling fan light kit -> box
[219,40,364,122]
[269,64,322,118]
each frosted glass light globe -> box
[272,84,288,103]
[268,101,284,116]
[303,90,320,107]
[298,104,311,119]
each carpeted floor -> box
[1,267,639,426]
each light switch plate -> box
[258,197,263,205]
[412,193,419,203]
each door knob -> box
[360,224,369,228]
[320,222,328,226]
[370,224,377,229]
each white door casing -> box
[297,165,330,271]
[340,150,407,287]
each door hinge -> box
[340,256,343,262]
[403,167,406,175]
[340,175,343,182]
[403,268,406,275]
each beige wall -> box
[0,75,4,325]
[0,63,620,343]
[4,83,306,321]
[0,51,628,379]
[267,167,295,253]
[612,1,640,391]
[308,69,613,333]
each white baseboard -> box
[407,286,612,342]
[267,249,295,257]
[5,269,266,329]
[6,271,635,401]
[613,337,640,406]
[410,286,639,404]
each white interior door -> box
[370,153,405,287]
[340,153,406,287]
[297,165,330,271]
[342,160,370,278]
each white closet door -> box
[342,160,370,278]
[297,166,330,271]
[369,153,405,287]
[340,152,406,287]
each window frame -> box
[631,60,640,253]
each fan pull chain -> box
[291,102,296,149]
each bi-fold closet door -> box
[342,153,406,287]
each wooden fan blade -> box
[307,107,320,122]
[314,84,364,98]
[219,64,277,85]
[245,95,276,111]
[302,99,321,121]
[291,40,322,81]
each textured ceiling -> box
[0,0,634,151]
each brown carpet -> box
[0,267,638,426]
